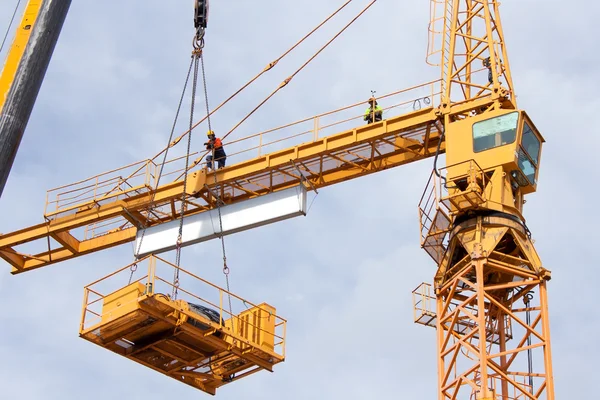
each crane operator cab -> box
[444,108,545,218]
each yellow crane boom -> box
[0,95,442,273]
[0,0,42,108]
[0,0,71,196]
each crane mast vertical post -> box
[0,0,72,197]
[417,1,556,398]
[436,0,516,114]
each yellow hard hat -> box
[207,130,215,136]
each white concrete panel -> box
[134,185,307,257]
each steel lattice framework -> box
[428,0,515,110]
[416,1,556,398]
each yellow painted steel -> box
[412,1,555,398]
[80,255,286,395]
[0,104,444,273]
[0,0,42,113]
[0,0,558,398]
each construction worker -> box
[205,130,226,170]
[483,57,493,84]
[364,97,383,124]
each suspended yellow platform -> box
[79,255,286,395]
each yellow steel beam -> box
[0,106,443,274]
[0,0,42,113]
[0,248,25,270]
[5,227,137,273]
[0,181,182,247]
[51,231,80,252]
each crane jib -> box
[0,0,72,197]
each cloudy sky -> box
[0,0,598,398]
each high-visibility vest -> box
[207,138,223,149]
[364,105,382,118]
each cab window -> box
[518,121,541,185]
[521,122,540,164]
[473,112,518,153]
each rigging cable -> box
[185,0,355,140]
[219,0,378,143]
[0,0,21,54]
[432,121,459,190]
[128,56,196,284]
[172,48,201,299]
[130,0,374,288]
[198,40,235,325]
[524,292,534,393]
[111,1,351,199]
[172,0,377,181]
[433,122,445,179]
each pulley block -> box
[194,0,209,29]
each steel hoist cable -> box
[128,57,196,285]
[524,292,534,393]
[172,1,371,181]
[171,41,203,299]
[180,0,354,147]
[199,46,234,325]
[131,0,367,294]
[103,1,354,209]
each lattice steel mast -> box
[416,1,554,398]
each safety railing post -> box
[313,116,320,141]
[421,284,426,316]
[258,132,263,157]
[93,176,99,205]
[219,290,223,329]
[80,288,90,332]
[418,284,424,318]
[283,320,287,358]
[154,161,158,188]
[426,284,432,314]
[148,256,156,291]
[412,289,417,322]
[144,160,150,188]
[44,190,50,217]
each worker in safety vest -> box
[364,97,383,124]
[205,130,227,170]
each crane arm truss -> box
[0,94,447,274]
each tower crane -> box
[0,0,555,398]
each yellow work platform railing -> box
[412,282,513,344]
[80,255,286,395]
[0,81,444,273]
[418,159,489,263]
